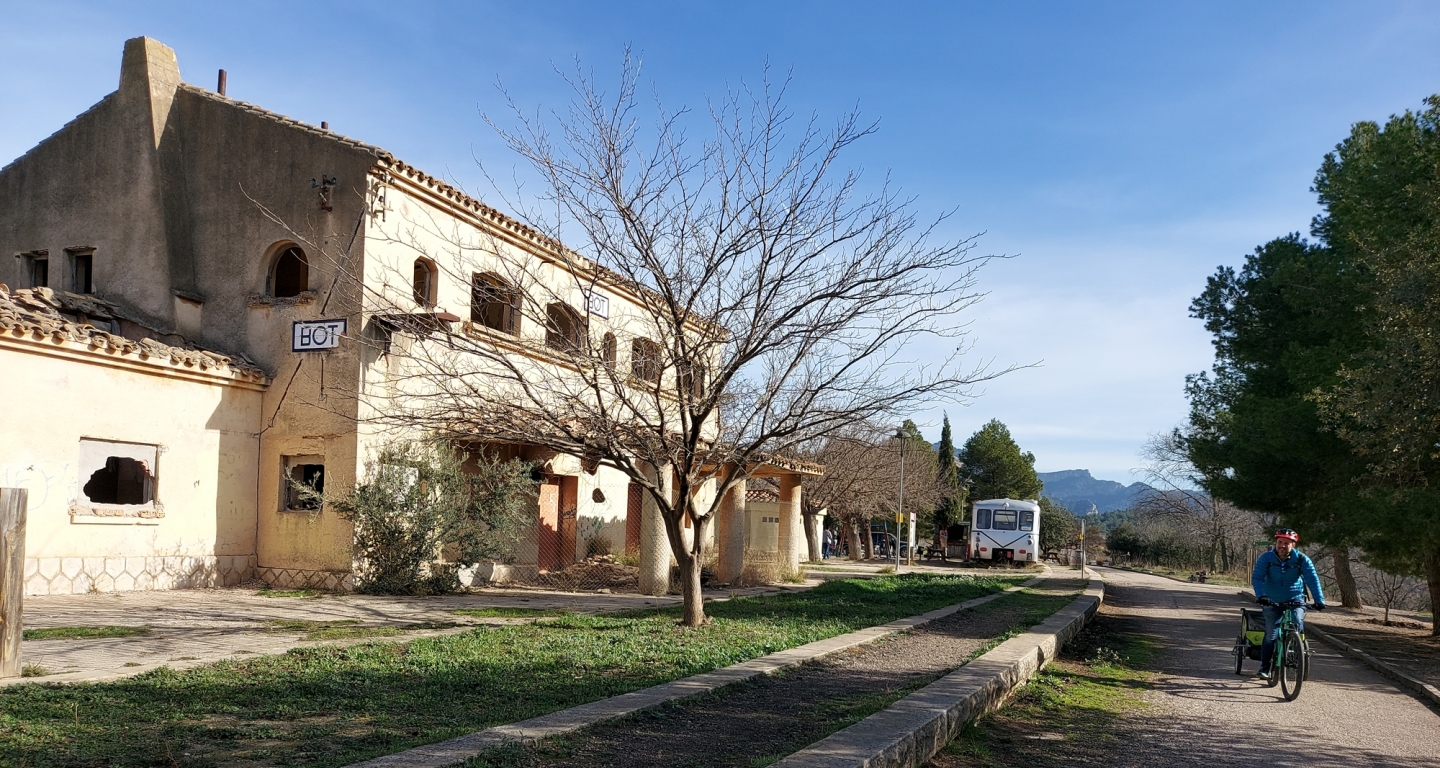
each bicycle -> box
[1263,599,1314,701]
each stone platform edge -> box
[771,577,1104,768]
[343,569,1053,768]
[1305,624,1440,710]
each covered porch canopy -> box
[632,454,823,596]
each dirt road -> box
[1088,567,1439,767]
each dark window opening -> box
[975,509,992,530]
[413,259,436,307]
[992,509,1018,530]
[83,457,155,505]
[545,303,586,353]
[601,333,617,370]
[271,246,309,298]
[287,463,325,510]
[28,256,48,289]
[470,273,520,334]
[72,253,93,294]
[1020,510,1035,531]
[679,361,706,399]
[630,338,662,384]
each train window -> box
[975,509,992,529]
[1020,511,1034,531]
[992,510,1018,530]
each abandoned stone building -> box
[0,37,816,597]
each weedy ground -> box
[1,572,1027,768]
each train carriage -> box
[969,498,1041,563]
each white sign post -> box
[292,319,347,352]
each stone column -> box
[638,465,673,596]
[715,481,746,584]
[777,475,804,575]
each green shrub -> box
[308,440,537,595]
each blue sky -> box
[6,1,1440,482]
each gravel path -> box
[939,567,1440,767]
[469,577,1084,768]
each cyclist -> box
[1250,528,1326,680]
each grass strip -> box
[935,614,1158,766]
[461,589,1077,768]
[0,572,1027,768]
[22,626,151,641]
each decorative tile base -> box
[256,566,354,592]
[23,555,257,596]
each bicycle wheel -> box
[1233,638,1246,675]
[1280,631,1304,701]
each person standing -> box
[822,527,835,559]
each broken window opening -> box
[601,333,617,370]
[286,461,325,510]
[83,457,155,505]
[269,245,309,298]
[77,439,159,508]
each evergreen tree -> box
[957,419,1042,503]
[934,415,964,529]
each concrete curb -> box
[1306,624,1440,710]
[344,571,1051,768]
[769,577,1104,768]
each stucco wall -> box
[0,338,263,596]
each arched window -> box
[601,333,617,369]
[630,338,662,384]
[470,273,520,334]
[269,245,309,298]
[413,258,437,307]
[545,303,587,353]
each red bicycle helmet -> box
[1274,528,1299,543]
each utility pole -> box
[1079,518,1087,579]
[895,426,906,573]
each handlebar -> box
[1257,598,1319,610]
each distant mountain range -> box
[1038,470,1152,515]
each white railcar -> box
[969,498,1041,563]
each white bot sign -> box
[292,318,347,352]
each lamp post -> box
[895,426,906,572]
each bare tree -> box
[1137,431,1261,573]
[1362,565,1424,625]
[799,424,939,562]
[306,59,1003,626]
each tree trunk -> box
[802,510,822,563]
[846,520,863,561]
[1333,547,1364,609]
[1424,544,1440,637]
[679,552,706,626]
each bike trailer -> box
[1240,608,1265,659]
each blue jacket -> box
[1251,549,1324,604]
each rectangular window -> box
[992,509,1018,530]
[975,509,992,530]
[1020,511,1034,531]
[69,249,93,294]
[78,439,157,506]
[23,252,48,288]
[283,455,325,511]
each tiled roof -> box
[0,285,269,382]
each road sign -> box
[292,319,347,352]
